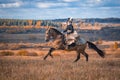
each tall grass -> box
[0,54,120,80]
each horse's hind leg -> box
[44,48,55,60]
[81,51,89,61]
[74,52,80,62]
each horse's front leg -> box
[81,51,89,61]
[44,48,55,60]
[74,51,80,62]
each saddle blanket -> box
[65,31,87,45]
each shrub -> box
[109,42,119,51]
[0,51,14,56]
[17,50,38,56]
[114,42,118,49]
[17,50,29,56]
[109,44,115,51]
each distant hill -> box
[0,18,120,27]
[52,18,120,23]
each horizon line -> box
[0,17,120,20]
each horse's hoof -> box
[73,60,77,62]
[43,57,46,60]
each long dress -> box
[63,24,78,45]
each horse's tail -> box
[87,41,105,58]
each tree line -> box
[0,19,61,34]
[0,19,61,27]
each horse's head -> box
[45,27,52,42]
[45,27,63,42]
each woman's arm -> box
[67,24,74,34]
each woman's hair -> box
[67,17,73,23]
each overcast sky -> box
[0,0,120,19]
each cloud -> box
[0,1,22,8]
[88,0,102,3]
[37,2,68,8]
[0,0,119,19]
[81,0,102,7]
[63,0,79,2]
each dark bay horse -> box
[44,27,105,62]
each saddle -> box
[65,36,80,45]
[64,31,79,45]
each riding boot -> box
[65,43,76,49]
[68,43,76,49]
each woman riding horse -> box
[63,17,78,49]
[44,27,105,62]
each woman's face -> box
[66,21,72,25]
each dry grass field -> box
[0,13,120,80]
[0,45,120,80]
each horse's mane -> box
[50,27,63,35]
